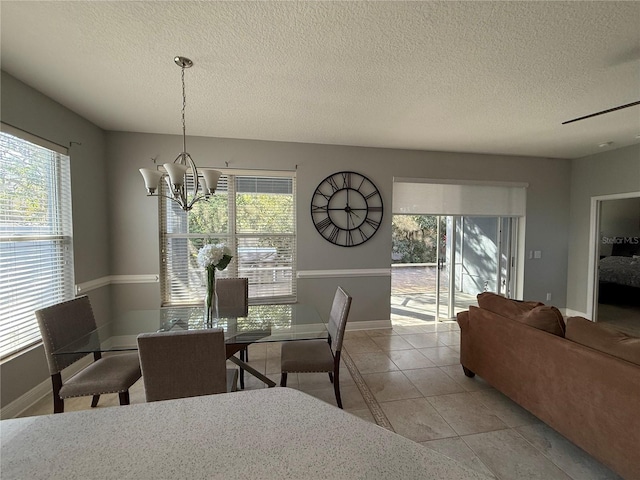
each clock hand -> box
[327,207,367,211]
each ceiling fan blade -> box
[562,100,640,125]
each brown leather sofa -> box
[457,293,640,480]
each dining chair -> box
[216,277,250,389]
[216,277,249,318]
[280,286,352,408]
[35,296,142,414]
[137,328,238,402]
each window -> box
[161,171,296,305]
[0,126,74,359]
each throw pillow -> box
[515,305,566,337]
[566,316,640,366]
[477,292,544,318]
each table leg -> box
[228,355,276,388]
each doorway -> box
[391,214,518,322]
[588,193,640,335]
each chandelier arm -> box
[187,193,209,210]
[149,192,183,202]
[184,152,201,207]
[147,191,194,211]
[147,186,209,212]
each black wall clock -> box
[311,171,383,247]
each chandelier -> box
[139,56,221,211]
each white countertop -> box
[1,388,489,479]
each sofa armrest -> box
[456,310,472,374]
[456,310,469,331]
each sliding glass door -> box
[392,214,518,322]
[391,179,525,323]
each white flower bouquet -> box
[197,243,233,271]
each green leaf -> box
[216,254,233,271]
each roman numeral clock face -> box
[311,171,383,247]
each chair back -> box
[216,278,249,317]
[35,296,100,375]
[137,328,228,402]
[326,287,352,353]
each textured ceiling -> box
[1,1,639,159]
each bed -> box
[598,239,640,305]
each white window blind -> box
[0,128,74,359]
[393,178,527,216]
[160,172,296,305]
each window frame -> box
[159,169,297,306]
[0,124,75,360]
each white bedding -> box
[599,255,640,289]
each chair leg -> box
[333,367,342,409]
[238,349,246,389]
[333,353,343,409]
[119,391,130,405]
[53,396,64,414]
[280,372,288,387]
[51,373,64,414]
[91,395,100,408]
[328,372,334,383]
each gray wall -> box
[109,131,572,319]
[1,72,110,407]
[1,69,575,408]
[566,144,640,314]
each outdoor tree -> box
[392,215,442,263]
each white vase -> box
[204,268,218,325]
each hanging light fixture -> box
[139,56,221,211]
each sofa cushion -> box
[566,316,640,366]
[477,292,543,318]
[516,305,566,337]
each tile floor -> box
[597,302,640,336]
[19,321,623,480]
[341,322,623,480]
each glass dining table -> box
[52,304,327,387]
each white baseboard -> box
[75,276,111,294]
[110,274,159,285]
[297,269,391,279]
[562,308,590,319]
[0,356,92,420]
[76,274,159,295]
[346,319,392,331]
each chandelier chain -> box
[181,65,187,154]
